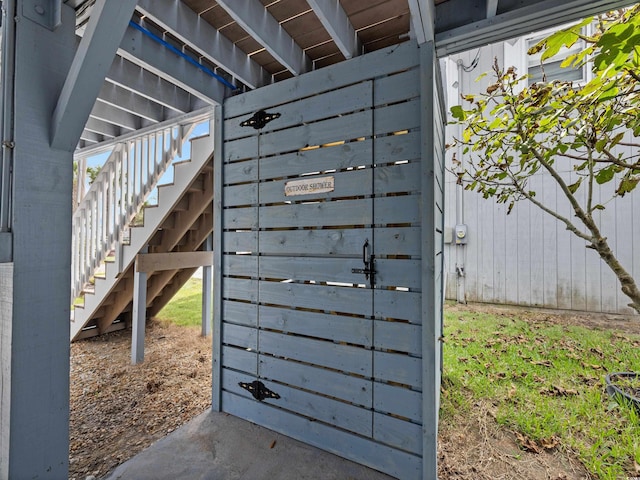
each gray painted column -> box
[201,234,213,337]
[420,41,445,480]
[132,246,149,364]
[211,105,224,412]
[0,4,76,478]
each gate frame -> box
[212,40,445,479]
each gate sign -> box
[284,176,334,196]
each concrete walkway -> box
[103,410,396,480]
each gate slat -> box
[373,413,422,455]
[225,82,373,140]
[224,41,419,118]
[256,227,421,257]
[259,330,372,376]
[259,355,372,407]
[223,206,257,230]
[222,323,257,350]
[374,382,422,423]
[259,110,372,157]
[259,281,372,317]
[223,278,258,302]
[221,391,422,480]
[374,351,422,388]
[374,289,421,323]
[258,199,372,229]
[374,321,422,355]
[258,305,371,345]
[223,231,257,253]
[258,228,373,256]
[259,169,373,205]
[223,369,373,437]
[222,301,257,327]
[374,68,421,105]
[222,346,257,375]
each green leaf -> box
[595,167,616,185]
[450,105,466,121]
[593,204,606,210]
[567,178,582,194]
[616,177,640,196]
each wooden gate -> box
[214,42,435,479]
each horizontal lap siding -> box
[219,42,424,479]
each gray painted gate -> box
[213,42,438,479]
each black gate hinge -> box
[239,380,281,401]
[239,110,281,129]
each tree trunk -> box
[590,237,640,314]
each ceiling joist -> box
[136,0,271,89]
[216,0,312,76]
[306,0,359,59]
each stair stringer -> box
[71,134,215,341]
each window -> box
[504,23,591,87]
[526,31,587,85]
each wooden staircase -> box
[71,133,214,341]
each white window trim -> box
[504,22,593,90]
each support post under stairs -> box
[132,246,148,364]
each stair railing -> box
[71,109,213,303]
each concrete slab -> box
[102,410,396,480]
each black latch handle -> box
[352,239,376,288]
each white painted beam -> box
[306,0,359,59]
[79,130,103,144]
[90,102,140,131]
[408,0,435,45]
[96,83,165,124]
[106,56,193,114]
[136,0,270,89]
[216,0,311,76]
[84,117,119,138]
[119,24,226,105]
[51,0,139,151]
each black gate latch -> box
[352,239,376,289]
[239,110,281,129]
[239,380,281,401]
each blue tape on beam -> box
[128,20,239,91]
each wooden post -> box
[132,246,148,364]
[201,234,213,336]
[0,4,76,478]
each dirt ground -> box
[69,305,639,480]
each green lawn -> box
[156,277,204,327]
[442,306,640,479]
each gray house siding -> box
[443,42,640,315]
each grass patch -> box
[442,306,640,479]
[156,277,203,327]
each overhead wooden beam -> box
[408,0,435,45]
[307,0,359,59]
[216,0,311,76]
[106,56,193,114]
[486,0,499,18]
[119,23,227,105]
[135,251,213,273]
[51,0,139,151]
[136,0,270,89]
